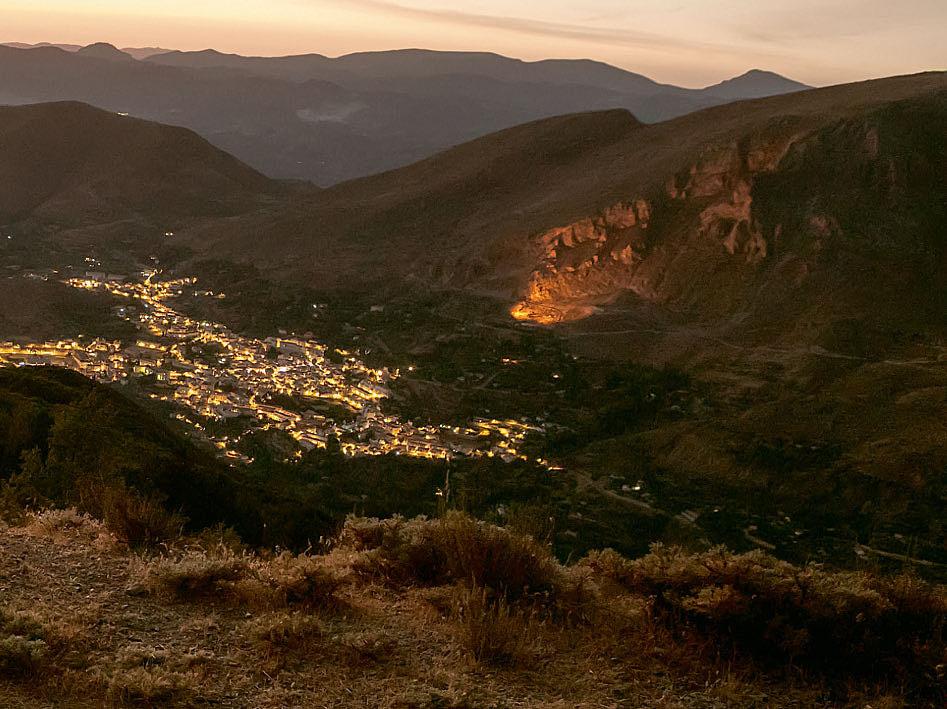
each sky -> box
[2,0,945,87]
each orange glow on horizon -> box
[3,1,945,88]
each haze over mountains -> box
[0,42,809,185]
[1,41,171,60]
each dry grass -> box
[0,606,84,680]
[0,509,942,707]
[450,585,543,667]
[138,546,346,611]
[104,666,198,705]
[244,612,324,660]
[339,512,561,601]
[24,508,117,550]
[138,548,249,599]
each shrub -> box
[338,515,442,587]
[105,666,196,705]
[25,508,116,551]
[451,585,542,667]
[0,607,64,678]
[435,512,560,600]
[101,487,185,548]
[339,512,561,601]
[580,548,637,589]
[591,544,947,693]
[141,550,249,600]
[0,636,47,676]
[140,548,344,610]
[250,552,345,609]
[244,612,324,659]
[114,643,172,670]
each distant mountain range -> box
[0,42,810,185]
[1,41,172,60]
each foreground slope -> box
[0,510,942,707]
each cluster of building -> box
[0,271,544,466]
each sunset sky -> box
[3,0,945,86]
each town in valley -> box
[0,269,544,466]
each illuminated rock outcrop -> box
[510,129,805,324]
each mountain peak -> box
[76,42,135,62]
[703,69,811,99]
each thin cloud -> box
[731,0,946,44]
[338,0,768,59]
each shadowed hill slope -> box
[0,101,277,226]
[187,72,946,331]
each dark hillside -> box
[0,101,275,226]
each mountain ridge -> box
[0,42,810,184]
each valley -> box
[0,75,944,580]
[0,270,541,466]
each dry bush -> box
[105,666,197,706]
[339,512,562,601]
[0,607,69,678]
[580,548,637,589]
[140,549,249,600]
[245,612,324,660]
[250,552,346,609]
[186,523,246,553]
[549,566,601,627]
[25,508,116,549]
[140,548,345,610]
[0,635,47,677]
[451,585,543,667]
[436,512,561,601]
[101,488,185,548]
[114,643,172,670]
[332,629,399,667]
[338,515,443,587]
[28,508,90,535]
[588,544,947,695]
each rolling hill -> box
[0,101,276,226]
[170,73,945,557]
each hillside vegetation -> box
[0,509,942,707]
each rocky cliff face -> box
[511,199,651,323]
[510,125,804,323]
